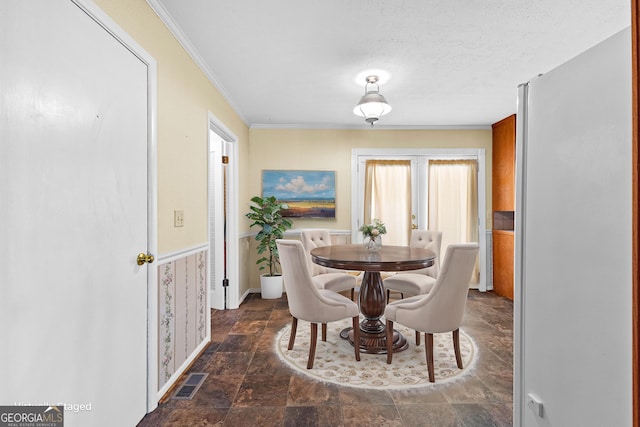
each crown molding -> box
[249,123,492,130]
[145,0,248,126]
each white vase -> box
[260,274,283,299]
[363,235,382,252]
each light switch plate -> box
[174,210,184,227]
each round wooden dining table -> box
[310,244,435,354]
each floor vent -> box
[171,373,208,400]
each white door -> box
[209,131,225,309]
[352,149,487,290]
[208,116,240,309]
[357,156,419,246]
[1,2,153,426]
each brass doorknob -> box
[137,252,155,266]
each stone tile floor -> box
[138,290,513,426]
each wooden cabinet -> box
[492,114,516,211]
[492,114,516,300]
[492,230,514,300]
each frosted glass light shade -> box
[353,91,392,125]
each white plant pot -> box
[260,274,283,299]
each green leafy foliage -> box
[359,218,387,238]
[245,195,293,276]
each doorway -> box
[208,114,239,309]
[352,148,487,290]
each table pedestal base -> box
[340,269,411,354]
[339,324,409,354]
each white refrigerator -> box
[514,28,632,426]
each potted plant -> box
[245,195,293,298]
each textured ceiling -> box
[150,0,630,128]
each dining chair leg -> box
[453,328,463,369]
[307,322,318,369]
[386,320,394,364]
[350,288,355,301]
[415,330,420,345]
[288,317,298,350]
[352,316,361,361]
[321,323,327,342]
[386,289,391,303]
[425,333,435,382]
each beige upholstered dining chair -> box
[383,229,442,303]
[301,229,358,300]
[276,239,361,369]
[384,243,479,382]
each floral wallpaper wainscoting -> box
[157,246,209,394]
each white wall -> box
[515,28,632,426]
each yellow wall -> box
[248,128,493,230]
[246,128,492,291]
[94,0,250,254]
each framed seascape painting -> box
[262,170,336,218]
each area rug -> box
[275,318,478,389]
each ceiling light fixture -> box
[353,75,392,127]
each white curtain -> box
[364,160,411,246]
[428,159,479,283]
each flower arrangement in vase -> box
[359,218,387,252]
